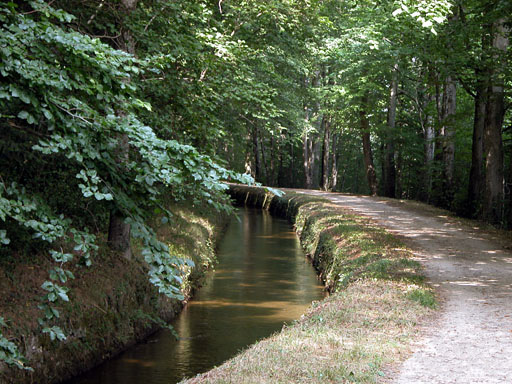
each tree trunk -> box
[320,116,331,191]
[269,135,276,186]
[439,76,457,208]
[108,0,138,260]
[303,92,315,189]
[252,125,262,181]
[277,138,285,187]
[290,141,295,187]
[330,133,339,191]
[467,72,487,216]
[383,63,398,198]
[311,72,325,189]
[313,141,322,189]
[108,210,131,260]
[260,133,269,184]
[244,146,253,177]
[302,87,311,190]
[417,69,437,203]
[431,77,444,205]
[360,93,378,196]
[483,18,508,224]
[303,132,314,189]
[422,113,435,202]
[380,142,385,194]
[108,131,132,260]
[396,133,403,198]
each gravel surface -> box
[296,190,512,384]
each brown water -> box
[68,208,324,384]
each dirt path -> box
[294,190,512,383]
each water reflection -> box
[68,208,324,384]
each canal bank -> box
[1,186,436,384]
[67,207,325,384]
[179,185,436,383]
[0,203,229,384]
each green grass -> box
[184,280,433,384]
[406,288,437,309]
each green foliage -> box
[391,0,452,35]
[0,318,32,371]
[0,0,253,368]
[41,326,67,342]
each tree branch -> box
[8,121,48,138]
[457,76,476,98]
[21,0,56,15]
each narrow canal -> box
[69,208,325,384]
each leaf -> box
[0,230,10,245]
[53,326,66,341]
[41,281,54,291]
[17,111,30,120]
[145,176,154,186]
[51,306,60,318]
[57,290,69,302]
[0,90,11,100]
[49,269,58,281]
[42,109,53,120]
[42,326,66,341]
[42,327,55,341]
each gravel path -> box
[295,190,512,384]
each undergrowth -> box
[0,202,227,384]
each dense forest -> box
[0,0,511,371]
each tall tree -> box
[360,92,378,196]
[440,76,457,207]
[467,68,487,215]
[321,116,331,191]
[107,0,138,260]
[383,63,399,197]
[483,17,508,223]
